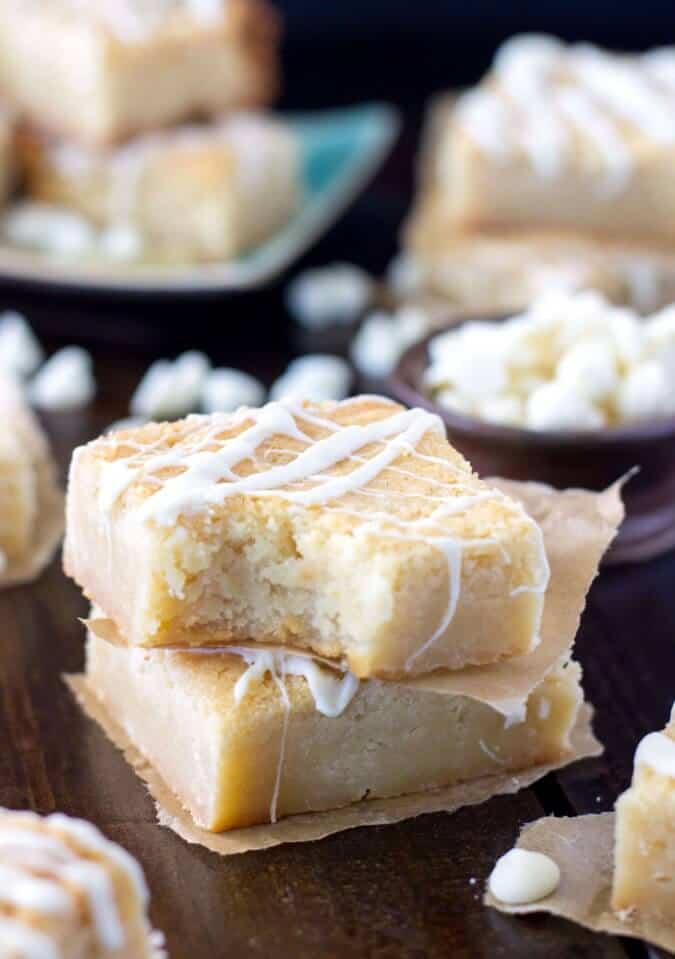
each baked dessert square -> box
[64,396,550,678]
[20,115,300,262]
[399,231,629,315]
[0,0,279,146]
[0,807,158,957]
[85,630,583,830]
[421,36,675,244]
[0,373,41,570]
[612,704,675,923]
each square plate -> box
[0,104,399,295]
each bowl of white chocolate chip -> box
[390,290,675,563]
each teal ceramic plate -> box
[0,103,400,294]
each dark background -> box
[277,1,675,110]
[4,2,675,367]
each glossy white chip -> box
[29,347,96,411]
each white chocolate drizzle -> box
[228,646,359,823]
[90,397,548,669]
[0,919,59,959]
[231,647,359,718]
[0,810,148,952]
[457,36,675,192]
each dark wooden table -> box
[1,116,674,959]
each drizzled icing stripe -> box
[94,398,546,668]
[456,37,675,188]
[0,920,59,959]
[227,646,359,823]
[0,865,73,915]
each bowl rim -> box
[389,313,675,450]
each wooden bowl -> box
[390,318,675,565]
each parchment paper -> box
[66,674,600,857]
[0,373,64,587]
[485,813,675,953]
[87,479,624,717]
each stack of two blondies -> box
[0,0,298,262]
[64,396,584,832]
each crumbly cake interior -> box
[86,633,582,831]
[66,397,549,676]
[0,807,155,957]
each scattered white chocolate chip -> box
[0,312,44,378]
[201,368,265,413]
[269,354,352,402]
[130,351,210,419]
[3,203,97,258]
[488,848,561,905]
[350,306,430,378]
[385,253,425,296]
[29,346,96,411]
[286,263,373,329]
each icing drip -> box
[231,647,359,718]
[0,811,144,952]
[93,398,547,669]
[458,36,675,188]
[269,667,290,824]
[228,646,359,823]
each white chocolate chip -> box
[131,351,210,419]
[351,306,431,379]
[350,313,401,378]
[555,338,618,402]
[0,312,44,378]
[478,394,524,426]
[526,380,606,431]
[488,848,561,905]
[269,354,352,402]
[616,361,672,421]
[286,264,373,329]
[3,203,97,258]
[201,368,265,413]
[385,254,425,296]
[29,347,96,411]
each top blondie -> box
[436,34,675,243]
[64,396,549,679]
[0,0,279,145]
